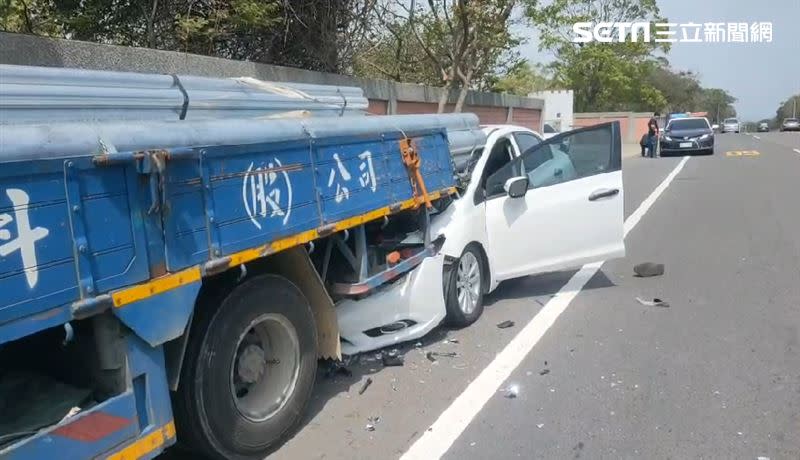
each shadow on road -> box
[161,268,617,459]
[485,268,615,306]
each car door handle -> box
[554,168,563,176]
[588,188,619,201]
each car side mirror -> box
[504,176,528,198]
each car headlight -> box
[700,134,711,140]
[663,135,672,141]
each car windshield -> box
[724,118,738,123]
[668,119,709,130]
[786,118,799,123]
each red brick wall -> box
[511,108,542,132]
[396,101,439,114]
[367,99,388,115]
[461,105,508,125]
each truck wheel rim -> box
[230,313,300,422]
[456,252,481,314]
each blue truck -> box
[0,65,480,459]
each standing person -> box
[641,112,660,158]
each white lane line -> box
[400,156,691,460]
[753,135,761,140]
[793,148,800,155]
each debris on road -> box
[365,416,380,432]
[382,352,404,367]
[324,360,353,379]
[502,384,519,398]
[536,423,544,429]
[634,262,665,277]
[426,352,437,363]
[358,377,373,395]
[635,297,670,308]
[442,338,460,344]
[432,351,458,358]
[539,369,550,376]
[497,320,515,329]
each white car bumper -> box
[336,253,447,355]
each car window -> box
[477,136,515,194]
[724,118,738,123]
[484,124,615,198]
[514,132,541,153]
[543,123,557,134]
[667,118,710,130]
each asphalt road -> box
[165,132,800,460]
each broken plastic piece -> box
[634,262,665,277]
[497,320,515,329]
[382,354,404,367]
[429,351,457,359]
[635,297,670,308]
[503,384,519,398]
[358,377,373,395]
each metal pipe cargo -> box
[0,113,483,161]
[0,64,368,124]
[0,64,485,165]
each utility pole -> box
[793,98,797,118]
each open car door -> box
[483,121,625,282]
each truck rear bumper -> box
[336,253,446,355]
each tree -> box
[0,1,379,73]
[366,0,520,113]
[524,0,669,112]
[699,88,737,124]
[489,61,553,96]
[775,94,800,123]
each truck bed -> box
[0,114,476,344]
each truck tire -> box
[174,274,317,460]
[445,244,486,327]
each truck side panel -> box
[2,333,176,460]
[159,129,453,272]
[0,159,150,328]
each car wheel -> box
[445,244,485,328]
[175,274,317,460]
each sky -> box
[516,0,800,120]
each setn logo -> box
[572,22,653,43]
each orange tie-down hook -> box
[399,138,432,209]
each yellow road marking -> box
[726,150,760,157]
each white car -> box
[337,123,626,354]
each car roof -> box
[480,124,542,138]
[667,117,709,124]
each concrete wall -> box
[573,112,654,143]
[0,31,544,131]
[530,89,574,133]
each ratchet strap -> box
[399,138,432,209]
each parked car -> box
[660,116,715,156]
[757,122,770,132]
[780,118,800,131]
[721,118,740,133]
